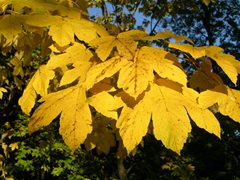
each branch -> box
[150,18,161,35]
[201,4,214,45]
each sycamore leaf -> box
[10,52,24,78]
[139,46,187,85]
[29,84,123,151]
[169,43,206,59]
[49,18,98,46]
[85,56,128,89]
[90,30,147,61]
[117,81,191,154]
[88,91,124,119]
[182,87,220,137]
[59,59,92,86]
[117,106,151,154]
[25,15,98,46]
[48,44,94,86]
[189,59,223,91]
[206,46,240,84]
[149,83,191,154]
[12,0,57,14]
[29,85,92,151]
[117,49,154,99]
[72,18,99,43]
[145,29,193,43]
[199,85,240,123]
[47,43,93,69]
[169,43,240,84]
[117,46,186,99]
[12,0,87,17]
[0,87,7,99]
[48,19,75,47]
[84,117,116,154]
[0,15,24,45]
[19,65,55,114]
[198,85,228,109]
[218,87,240,123]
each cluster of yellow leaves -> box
[1,0,240,156]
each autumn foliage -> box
[0,0,240,158]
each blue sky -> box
[87,3,157,33]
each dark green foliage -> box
[0,115,119,180]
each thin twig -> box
[150,18,161,35]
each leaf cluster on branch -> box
[0,0,240,157]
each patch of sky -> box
[87,2,162,34]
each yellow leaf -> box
[12,0,86,17]
[139,46,187,85]
[199,85,240,123]
[29,87,74,133]
[85,117,115,154]
[206,46,240,84]
[0,14,24,45]
[32,66,55,96]
[86,56,128,89]
[25,14,75,47]
[149,83,191,154]
[10,52,24,78]
[0,0,9,13]
[91,35,117,61]
[9,143,19,151]
[88,91,124,119]
[72,19,99,43]
[117,81,191,154]
[59,61,92,86]
[189,59,223,91]
[47,43,93,69]
[182,87,220,137]
[168,44,240,84]
[12,0,56,14]
[169,43,206,59]
[117,49,154,98]
[24,14,62,28]
[59,86,92,151]
[90,30,147,61]
[218,87,240,123]
[117,106,151,153]
[49,19,75,47]
[198,85,228,109]
[146,29,193,43]
[117,45,186,99]
[52,44,93,86]
[29,86,92,151]
[19,65,55,114]
[0,87,7,99]
[25,15,98,46]
[117,29,147,40]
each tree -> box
[0,0,239,179]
